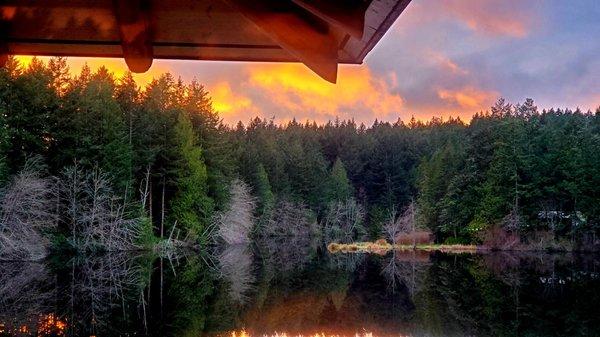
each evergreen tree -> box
[326,157,353,202]
[253,163,275,219]
[170,113,214,237]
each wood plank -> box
[1,7,10,68]
[221,0,339,83]
[291,0,370,39]
[0,0,413,79]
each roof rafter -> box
[114,0,153,73]
[0,0,413,82]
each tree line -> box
[0,57,599,255]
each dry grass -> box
[327,240,480,255]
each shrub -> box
[481,226,521,251]
[396,231,433,245]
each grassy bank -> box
[327,240,480,254]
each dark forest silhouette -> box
[0,57,599,257]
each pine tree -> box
[253,163,274,219]
[326,157,353,202]
[170,112,214,237]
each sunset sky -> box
[17,0,600,125]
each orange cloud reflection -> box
[229,330,412,337]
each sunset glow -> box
[11,0,600,125]
[228,330,407,337]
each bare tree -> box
[215,179,257,245]
[383,201,419,246]
[502,206,523,233]
[257,200,318,272]
[61,165,144,252]
[0,159,57,261]
[139,165,151,212]
[261,200,317,239]
[322,198,366,244]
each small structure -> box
[0,0,413,82]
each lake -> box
[1,246,599,337]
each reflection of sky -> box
[17,0,600,125]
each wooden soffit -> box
[0,0,412,83]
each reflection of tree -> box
[218,245,255,304]
[327,249,366,273]
[65,253,150,336]
[411,253,600,337]
[10,5,115,40]
[256,235,318,274]
[257,201,319,272]
[381,250,430,297]
[480,251,523,324]
[166,255,216,337]
[0,254,154,337]
[0,262,56,335]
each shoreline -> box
[327,241,481,254]
[326,241,600,254]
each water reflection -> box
[0,262,56,336]
[0,249,599,337]
[218,245,256,304]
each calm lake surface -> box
[1,247,599,337]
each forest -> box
[0,57,599,259]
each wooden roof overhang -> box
[0,0,412,83]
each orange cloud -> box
[440,0,533,38]
[398,0,535,38]
[14,56,170,87]
[437,86,498,110]
[11,56,500,125]
[245,63,404,123]
[428,52,468,75]
[209,81,258,121]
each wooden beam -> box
[0,47,7,68]
[221,0,339,83]
[0,10,9,68]
[114,0,153,73]
[291,0,370,39]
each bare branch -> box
[322,198,366,244]
[0,159,57,261]
[215,179,256,245]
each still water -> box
[1,246,599,337]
